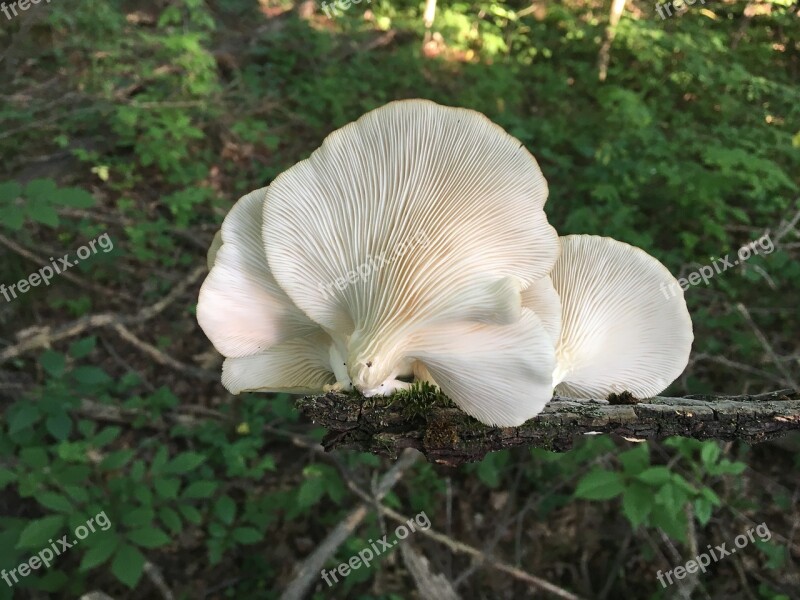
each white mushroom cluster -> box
[197,99,693,428]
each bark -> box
[297,389,800,467]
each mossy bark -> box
[297,389,800,466]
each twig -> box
[111,323,217,382]
[0,266,205,363]
[143,561,175,600]
[399,543,461,600]
[597,0,627,81]
[348,489,584,600]
[270,427,586,600]
[279,449,422,600]
[735,303,799,388]
[0,233,134,301]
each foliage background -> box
[0,0,798,597]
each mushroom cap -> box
[405,309,556,427]
[197,187,336,393]
[262,99,559,393]
[221,332,336,394]
[521,275,562,346]
[549,235,693,399]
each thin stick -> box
[279,449,421,600]
[0,266,205,363]
[0,233,134,301]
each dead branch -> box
[298,389,800,466]
[279,448,421,600]
[0,265,205,363]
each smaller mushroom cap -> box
[548,235,693,399]
[197,187,339,394]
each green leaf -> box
[27,201,60,227]
[297,475,326,509]
[475,454,504,488]
[37,492,74,513]
[232,527,262,544]
[39,350,66,377]
[154,477,180,500]
[92,426,121,448]
[46,412,73,441]
[650,509,687,543]
[63,485,90,503]
[574,469,624,500]
[68,337,97,359]
[694,497,713,526]
[622,482,653,528]
[8,403,41,434]
[636,466,672,486]
[25,178,58,199]
[111,543,146,588]
[213,495,236,526]
[164,452,206,474]
[701,486,722,506]
[700,442,721,466]
[0,468,17,489]
[58,187,96,208]
[101,449,135,471]
[182,481,217,499]
[134,486,153,505]
[0,181,22,202]
[72,366,112,386]
[3,205,25,230]
[80,534,119,570]
[127,527,171,549]
[178,504,202,525]
[158,507,182,534]
[122,508,155,528]
[17,515,66,549]
[618,444,650,475]
[149,446,169,475]
[19,447,49,469]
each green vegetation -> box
[0,0,797,597]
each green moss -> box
[390,381,457,420]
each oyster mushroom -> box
[198,99,561,426]
[524,234,694,400]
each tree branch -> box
[298,389,800,466]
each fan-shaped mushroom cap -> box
[549,235,693,399]
[197,187,333,393]
[262,99,559,398]
[221,332,336,394]
[405,309,556,426]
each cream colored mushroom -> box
[197,100,561,426]
[261,99,560,425]
[197,187,337,393]
[524,234,693,400]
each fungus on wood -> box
[194,99,795,465]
